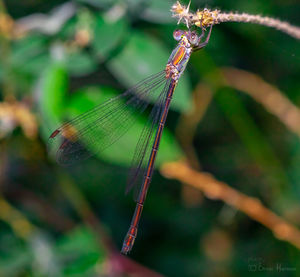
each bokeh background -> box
[0,0,300,276]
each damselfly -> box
[49,25,213,254]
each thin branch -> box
[176,83,214,206]
[217,12,300,39]
[176,83,213,169]
[15,2,76,36]
[171,1,300,39]
[160,161,300,250]
[0,194,35,239]
[221,67,300,138]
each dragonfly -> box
[48,25,213,255]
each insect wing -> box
[126,78,172,196]
[48,71,166,165]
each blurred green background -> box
[0,0,300,276]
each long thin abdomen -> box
[121,80,177,254]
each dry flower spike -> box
[171,1,300,39]
[0,101,37,139]
[161,161,300,250]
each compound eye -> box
[173,29,184,41]
[189,32,199,45]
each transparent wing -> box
[126,78,172,196]
[48,71,167,165]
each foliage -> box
[0,0,299,276]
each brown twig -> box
[57,171,116,253]
[0,194,35,239]
[9,188,75,232]
[176,83,213,169]
[176,83,214,206]
[160,161,300,250]
[221,67,300,138]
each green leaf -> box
[65,51,97,76]
[11,34,48,72]
[216,87,288,195]
[66,86,183,166]
[59,17,77,40]
[76,0,115,8]
[38,62,69,131]
[19,53,51,75]
[0,245,31,276]
[63,252,99,275]
[0,63,3,81]
[92,14,128,58]
[288,137,300,197]
[56,226,104,275]
[57,226,102,254]
[141,0,175,23]
[107,31,192,112]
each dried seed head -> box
[171,1,192,27]
[171,1,218,28]
[195,8,219,28]
[171,1,300,40]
